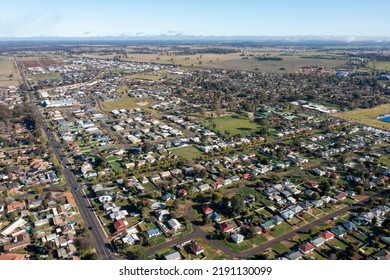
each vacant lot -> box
[368,61,390,71]
[0,56,20,87]
[102,97,154,110]
[203,114,261,136]
[28,72,62,81]
[331,104,390,130]
[126,74,161,80]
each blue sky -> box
[1,0,389,37]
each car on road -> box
[88,226,93,230]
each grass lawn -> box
[368,61,390,71]
[288,216,303,226]
[202,114,261,136]
[193,238,230,260]
[343,197,355,205]
[29,72,62,81]
[109,160,125,173]
[171,145,204,160]
[352,232,369,243]
[149,236,166,246]
[190,207,203,221]
[344,235,365,248]
[0,56,20,87]
[331,104,390,130]
[222,239,253,253]
[303,213,316,222]
[251,234,268,245]
[272,243,290,255]
[361,245,380,257]
[270,222,293,238]
[305,250,328,260]
[299,228,320,241]
[126,73,161,80]
[256,208,274,219]
[310,208,323,216]
[330,238,348,250]
[102,97,154,110]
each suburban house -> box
[189,241,204,255]
[114,220,127,232]
[219,222,234,233]
[330,226,347,237]
[3,234,31,252]
[286,251,303,260]
[319,230,335,242]
[231,233,244,244]
[155,209,170,221]
[6,201,26,213]
[201,205,213,215]
[310,236,325,247]
[146,228,161,238]
[298,241,315,254]
[122,233,140,245]
[167,219,181,231]
[164,251,182,260]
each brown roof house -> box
[3,234,31,252]
[6,201,26,213]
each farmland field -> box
[368,61,390,71]
[203,114,261,136]
[0,56,20,87]
[82,51,346,73]
[331,104,390,130]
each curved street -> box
[147,188,390,259]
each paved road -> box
[16,61,114,260]
[94,96,127,145]
[29,91,114,260]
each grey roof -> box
[286,251,303,260]
[164,251,181,260]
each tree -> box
[231,194,245,216]
[212,191,223,204]
[320,180,331,193]
[143,140,153,153]
[312,192,321,200]
[125,247,147,260]
[197,168,208,178]
[83,252,99,260]
[346,244,358,258]
[355,186,364,195]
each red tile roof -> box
[299,241,315,254]
[114,220,126,232]
[201,205,213,215]
[189,241,204,254]
[319,230,335,241]
[219,222,234,233]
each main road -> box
[16,61,114,260]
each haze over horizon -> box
[1,0,390,39]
